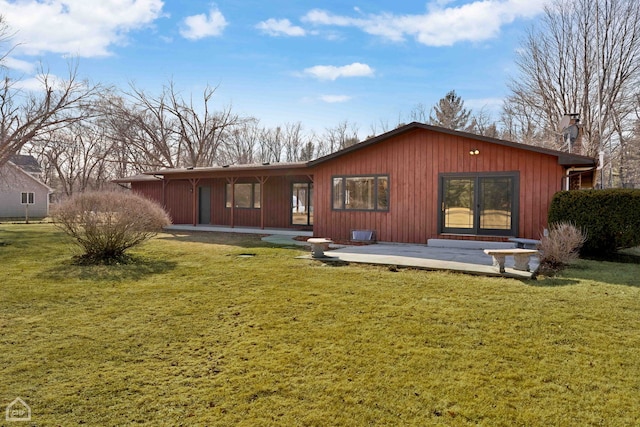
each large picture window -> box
[226,183,261,209]
[439,173,518,237]
[332,175,389,211]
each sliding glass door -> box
[440,173,518,236]
[292,182,313,226]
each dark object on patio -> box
[351,229,376,243]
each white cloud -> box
[256,18,305,37]
[180,6,228,40]
[302,0,544,46]
[0,0,164,57]
[304,62,374,81]
[3,56,36,74]
[320,94,352,103]
[11,73,69,91]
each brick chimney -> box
[560,113,582,155]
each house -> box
[0,155,53,219]
[114,122,597,243]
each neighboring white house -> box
[0,155,53,219]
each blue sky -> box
[2,0,546,137]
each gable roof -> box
[3,161,54,192]
[115,122,596,183]
[10,154,43,174]
[308,122,597,167]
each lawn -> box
[1,224,639,426]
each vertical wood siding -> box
[134,174,312,229]
[312,128,565,243]
[131,181,163,204]
[164,180,193,224]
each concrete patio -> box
[314,242,539,279]
[164,225,538,279]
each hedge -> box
[548,189,640,255]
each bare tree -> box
[221,118,261,165]
[105,87,182,170]
[317,120,359,156]
[282,122,305,162]
[259,126,284,163]
[408,103,429,123]
[468,107,500,138]
[104,81,250,170]
[0,63,103,167]
[615,103,640,187]
[29,120,113,196]
[0,15,16,66]
[167,82,247,167]
[504,0,640,166]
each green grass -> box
[1,224,640,426]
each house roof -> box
[144,161,308,176]
[308,122,597,167]
[10,154,43,174]
[112,174,164,184]
[4,161,54,192]
[114,122,596,183]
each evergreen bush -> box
[548,189,640,255]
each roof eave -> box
[144,162,309,176]
[308,122,598,168]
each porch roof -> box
[144,161,309,178]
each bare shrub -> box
[52,191,170,264]
[538,222,587,273]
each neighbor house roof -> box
[308,122,597,167]
[10,154,43,174]
[4,160,53,192]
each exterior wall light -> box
[469,149,480,155]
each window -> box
[20,192,34,204]
[226,183,261,209]
[439,173,518,237]
[332,175,389,211]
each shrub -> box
[548,189,640,256]
[538,222,586,273]
[52,191,171,264]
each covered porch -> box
[121,163,315,231]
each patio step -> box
[427,239,515,250]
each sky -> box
[1,0,547,137]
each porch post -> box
[226,177,238,228]
[189,178,200,226]
[257,176,269,229]
[162,179,167,207]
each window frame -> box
[291,182,313,226]
[20,192,35,205]
[331,174,390,212]
[225,182,261,209]
[438,171,519,237]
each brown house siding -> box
[133,174,312,229]
[311,128,565,243]
[130,181,162,203]
[122,124,594,243]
